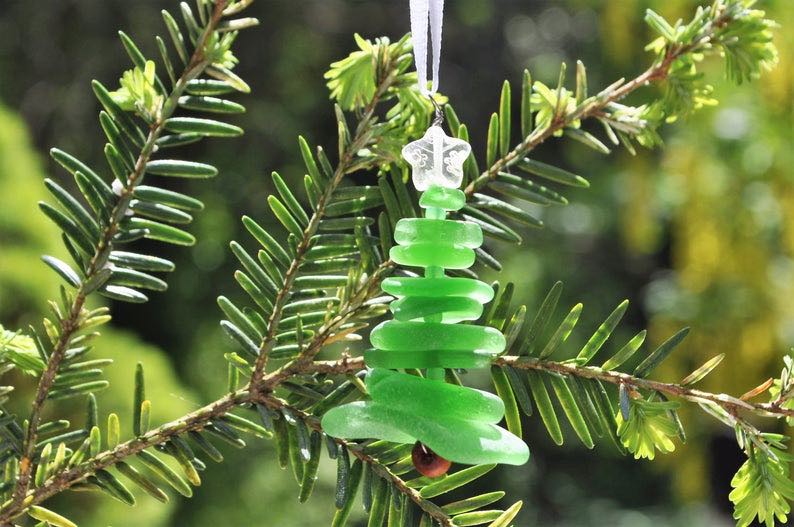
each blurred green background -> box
[0,0,792,525]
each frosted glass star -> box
[402,125,471,191]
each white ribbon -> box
[409,0,445,95]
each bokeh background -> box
[0,0,792,525]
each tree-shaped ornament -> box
[322,125,530,477]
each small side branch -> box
[248,70,398,385]
[300,355,793,420]
[463,6,736,198]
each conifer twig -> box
[10,0,230,510]
[300,355,794,420]
[463,4,737,197]
[248,67,398,386]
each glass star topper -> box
[402,125,471,191]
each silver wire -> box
[429,95,444,127]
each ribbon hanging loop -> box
[409,0,445,95]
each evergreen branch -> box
[298,355,794,421]
[0,286,776,524]
[249,66,398,387]
[463,0,756,198]
[11,1,232,508]
[500,356,791,420]
[0,391,246,523]
[1,379,453,525]
[2,342,777,524]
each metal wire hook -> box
[429,95,444,127]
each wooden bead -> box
[412,441,451,478]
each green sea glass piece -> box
[322,126,529,468]
[322,370,528,465]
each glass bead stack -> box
[323,184,529,466]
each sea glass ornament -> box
[322,125,529,472]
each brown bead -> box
[411,441,451,478]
